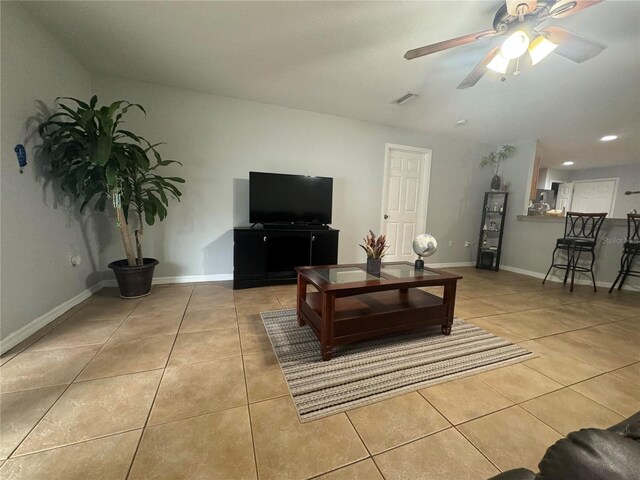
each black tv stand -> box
[233,225,339,289]
[261,223,329,231]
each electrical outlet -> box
[448,240,453,247]
[464,241,471,248]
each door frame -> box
[571,177,619,216]
[379,143,432,254]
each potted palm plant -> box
[480,144,515,191]
[39,96,184,298]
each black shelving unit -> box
[476,192,509,271]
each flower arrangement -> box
[359,230,390,259]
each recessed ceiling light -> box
[600,135,618,142]
[563,161,574,166]
[455,119,467,126]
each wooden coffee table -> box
[295,262,462,360]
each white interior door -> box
[570,179,618,216]
[557,182,574,212]
[380,144,431,262]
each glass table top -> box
[380,264,442,279]
[314,267,379,284]
[313,264,442,285]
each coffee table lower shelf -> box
[298,288,451,360]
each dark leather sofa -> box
[488,411,640,480]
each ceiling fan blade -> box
[543,26,607,63]
[550,0,603,19]
[404,30,497,60]
[506,0,537,16]
[457,47,501,89]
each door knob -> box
[384,214,389,219]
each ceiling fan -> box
[405,0,607,89]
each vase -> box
[366,258,382,276]
[108,258,159,298]
[490,174,501,191]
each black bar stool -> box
[542,212,608,292]
[609,213,640,292]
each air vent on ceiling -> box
[394,93,419,105]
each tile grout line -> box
[352,393,453,458]
[260,289,376,480]
[239,290,261,480]
[471,368,632,437]
[467,310,637,350]
[0,298,98,367]
[4,296,144,460]
[414,391,502,473]
[564,371,638,416]
[141,399,264,430]
[560,383,632,417]
[454,424,505,473]
[124,284,196,480]
[473,361,636,414]
[4,427,144,461]
[519,396,618,438]
[1,275,636,476]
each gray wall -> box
[0,3,494,349]
[93,76,494,278]
[1,3,100,344]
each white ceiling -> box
[26,1,640,170]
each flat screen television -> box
[249,172,333,225]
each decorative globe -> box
[412,234,438,258]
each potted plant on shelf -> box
[39,96,184,298]
[359,230,389,276]
[480,144,515,191]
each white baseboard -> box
[100,274,234,288]
[428,262,475,268]
[1,274,233,355]
[500,264,639,292]
[5,262,632,357]
[0,283,103,355]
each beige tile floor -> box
[0,268,638,479]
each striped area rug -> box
[260,309,536,422]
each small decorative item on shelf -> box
[480,145,515,191]
[412,233,438,270]
[359,230,389,276]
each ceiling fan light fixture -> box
[528,35,558,65]
[501,30,530,60]
[487,53,510,74]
